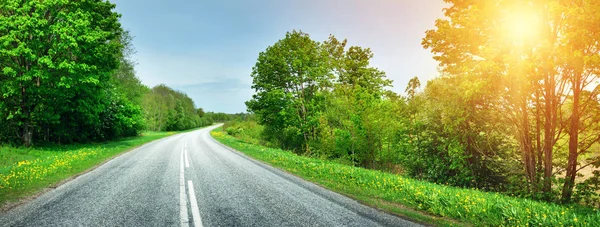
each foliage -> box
[141,84,213,131]
[205,112,237,122]
[246,30,516,190]
[316,35,393,167]
[112,30,148,106]
[247,23,600,208]
[0,131,177,206]
[246,30,330,153]
[213,128,600,227]
[422,0,600,203]
[0,0,124,146]
[398,76,519,190]
[0,1,217,146]
[222,117,266,146]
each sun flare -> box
[502,8,542,43]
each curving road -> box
[0,125,421,227]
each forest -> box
[0,1,225,146]
[228,0,600,207]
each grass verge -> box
[0,130,179,209]
[211,127,600,227]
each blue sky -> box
[110,0,448,113]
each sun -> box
[501,7,542,44]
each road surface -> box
[0,125,421,227]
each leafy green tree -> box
[413,76,517,189]
[112,30,149,106]
[0,0,122,146]
[196,108,205,118]
[320,35,392,167]
[423,0,600,202]
[141,84,212,132]
[205,112,232,122]
[142,85,175,131]
[246,30,330,153]
[557,0,600,203]
[405,77,420,101]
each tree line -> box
[245,0,600,207]
[0,1,222,146]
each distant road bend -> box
[0,125,421,227]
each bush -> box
[223,119,268,146]
[212,129,600,227]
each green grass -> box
[211,128,600,227]
[0,130,179,208]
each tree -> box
[246,30,330,153]
[0,0,122,146]
[112,30,148,106]
[559,0,600,202]
[423,0,600,202]
[409,75,517,189]
[141,84,211,132]
[319,35,392,167]
[405,77,421,100]
[196,108,205,118]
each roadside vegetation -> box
[0,1,221,147]
[3,0,600,225]
[0,131,179,207]
[243,0,600,212]
[0,1,240,207]
[213,127,600,226]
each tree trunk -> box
[535,91,542,177]
[543,72,556,198]
[297,71,310,154]
[351,124,356,166]
[23,121,32,147]
[519,100,536,193]
[19,80,33,147]
[562,75,581,203]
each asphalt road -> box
[0,125,422,227]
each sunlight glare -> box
[502,8,541,44]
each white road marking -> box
[180,148,189,227]
[184,148,190,168]
[187,180,203,227]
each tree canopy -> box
[243,8,600,205]
[0,0,122,145]
[423,0,600,203]
[0,0,219,146]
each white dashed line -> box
[180,147,189,226]
[187,180,203,227]
[184,148,190,168]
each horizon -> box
[111,0,448,113]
